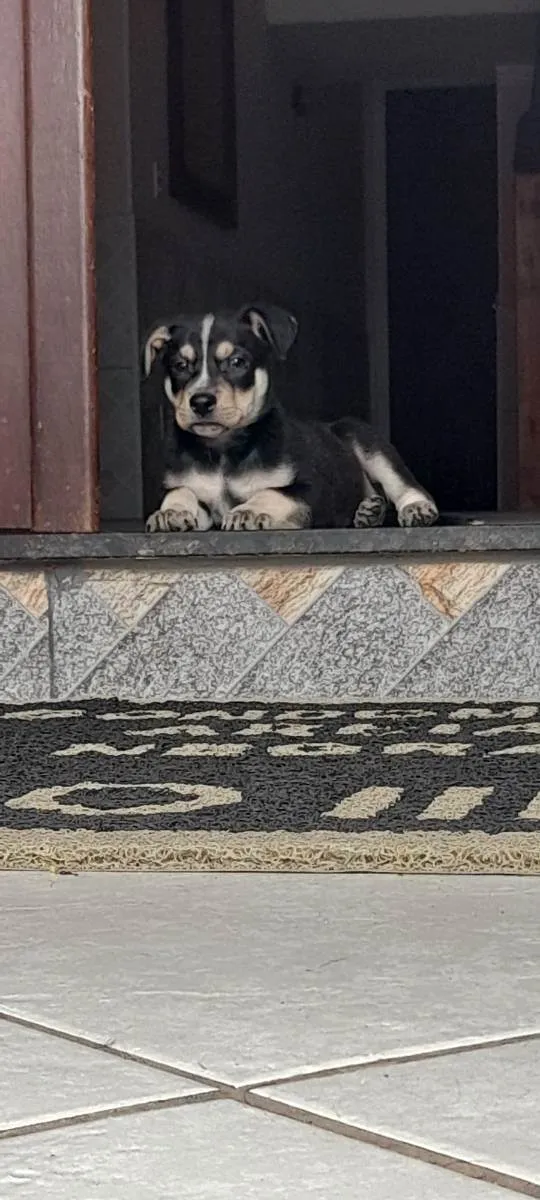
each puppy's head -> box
[142,303,298,440]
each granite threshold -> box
[1,515,540,563]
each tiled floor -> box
[0,874,539,1197]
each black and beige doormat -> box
[1,700,540,874]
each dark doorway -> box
[386,86,498,512]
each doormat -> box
[0,700,539,874]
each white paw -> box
[146,509,198,533]
[354,496,387,529]
[398,499,439,528]
[222,509,273,531]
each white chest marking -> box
[228,466,295,502]
[164,463,295,517]
[165,468,227,515]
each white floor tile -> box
[1,874,539,1083]
[0,1021,209,1131]
[0,1100,510,1199]
[257,1040,540,1185]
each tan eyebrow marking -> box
[179,343,196,362]
[215,340,235,361]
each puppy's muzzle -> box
[190,392,217,418]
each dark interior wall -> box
[128,0,366,424]
[274,10,535,457]
[129,6,535,402]
[273,12,538,87]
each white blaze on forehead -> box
[191,313,215,391]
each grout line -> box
[45,570,56,698]
[223,623,290,698]
[51,567,174,700]
[59,623,134,700]
[1,1079,538,1197]
[224,569,345,697]
[0,628,48,694]
[381,565,513,698]
[0,1089,221,1143]
[245,1028,540,1090]
[62,571,280,702]
[4,1008,540,1099]
[3,1006,540,1102]
[245,1093,540,1198]
[1,1008,540,1193]
[379,625,456,699]
[0,1009,227,1091]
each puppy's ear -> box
[239,303,298,361]
[141,323,172,378]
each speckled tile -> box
[407,563,509,619]
[239,567,343,623]
[0,589,45,686]
[0,634,50,701]
[0,570,48,618]
[88,569,170,626]
[78,572,285,699]
[258,1041,540,1187]
[234,567,447,699]
[2,874,539,1085]
[0,1095,510,1199]
[391,563,540,699]
[50,572,128,698]
[0,1021,210,1131]
[68,634,174,699]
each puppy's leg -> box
[222,490,311,531]
[353,470,388,528]
[146,487,213,533]
[365,452,438,527]
[335,419,438,527]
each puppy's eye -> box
[176,357,194,372]
[229,354,246,370]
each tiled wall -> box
[0,559,538,702]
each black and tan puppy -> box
[143,303,438,532]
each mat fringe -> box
[1,830,539,874]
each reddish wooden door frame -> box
[0,0,99,532]
[0,0,33,528]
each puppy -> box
[142,303,438,531]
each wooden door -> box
[0,0,99,532]
[0,0,32,528]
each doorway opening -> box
[91,2,537,532]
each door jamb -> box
[363,69,530,511]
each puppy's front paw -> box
[222,508,272,531]
[146,509,198,533]
[398,498,439,528]
[354,496,387,529]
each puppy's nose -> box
[190,393,216,417]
